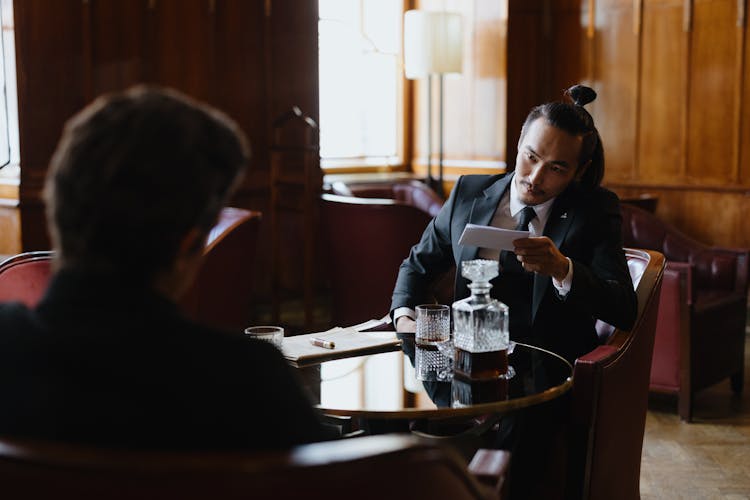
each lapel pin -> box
[560,212,568,219]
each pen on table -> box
[310,337,336,349]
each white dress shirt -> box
[393,176,574,326]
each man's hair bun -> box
[565,85,597,107]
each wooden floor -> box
[640,327,750,499]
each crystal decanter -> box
[451,259,509,380]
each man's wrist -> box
[393,307,415,325]
[552,257,574,296]
[553,257,570,282]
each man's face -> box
[514,118,584,206]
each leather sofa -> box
[619,203,749,421]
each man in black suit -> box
[392,84,638,499]
[391,86,637,363]
[0,86,328,450]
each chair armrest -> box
[690,246,748,293]
[576,344,618,365]
[570,345,617,426]
[665,261,693,305]
[468,449,511,496]
[708,246,749,294]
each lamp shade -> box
[404,10,463,79]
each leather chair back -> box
[0,251,54,307]
[329,179,445,218]
[619,194,658,213]
[569,248,665,500]
[320,193,433,327]
[0,434,500,500]
[0,209,261,333]
[180,207,262,332]
[620,204,748,293]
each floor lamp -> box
[404,10,463,198]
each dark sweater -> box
[0,270,327,450]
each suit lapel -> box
[456,174,512,265]
[531,189,577,323]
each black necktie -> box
[501,206,536,273]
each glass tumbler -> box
[244,326,284,349]
[415,304,451,381]
[415,304,450,344]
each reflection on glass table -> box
[296,333,572,420]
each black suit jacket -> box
[391,174,638,362]
[0,270,328,450]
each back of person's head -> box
[44,85,250,285]
[519,84,603,189]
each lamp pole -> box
[404,9,462,199]
[436,73,445,198]
[427,73,433,190]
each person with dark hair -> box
[392,85,638,498]
[0,86,328,450]
[392,85,636,363]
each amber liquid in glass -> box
[452,374,508,405]
[415,341,440,351]
[454,347,508,380]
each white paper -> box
[281,327,401,366]
[458,223,530,251]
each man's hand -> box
[395,316,417,333]
[512,236,569,281]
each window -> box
[0,0,17,172]
[318,0,404,169]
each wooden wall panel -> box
[549,0,585,96]
[212,0,269,187]
[0,205,21,255]
[268,0,319,126]
[267,0,320,295]
[85,0,149,97]
[584,0,750,248]
[14,0,321,305]
[507,0,552,169]
[14,0,86,250]
[590,0,639,183]
[740,0,750,185]
[147,0,216,102]
[687,0,739,184]
[613,186,750,248]
[638,0,686,182]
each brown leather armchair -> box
[0,434,509,500]
[620,204,749,421]
[320,193,436,327]
[568,248,666,499]
[328,179,445,217]
[619,193,658,213]
[0,209,262,335]
[180,207,262,332]
[323,180,455,317]
[0,251,54,307]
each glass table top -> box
[296,333,573,420]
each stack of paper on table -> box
[281,325,401,366]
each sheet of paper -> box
[458,223,530,251]
[281,327,401,366]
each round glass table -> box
[296,334,573,420]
